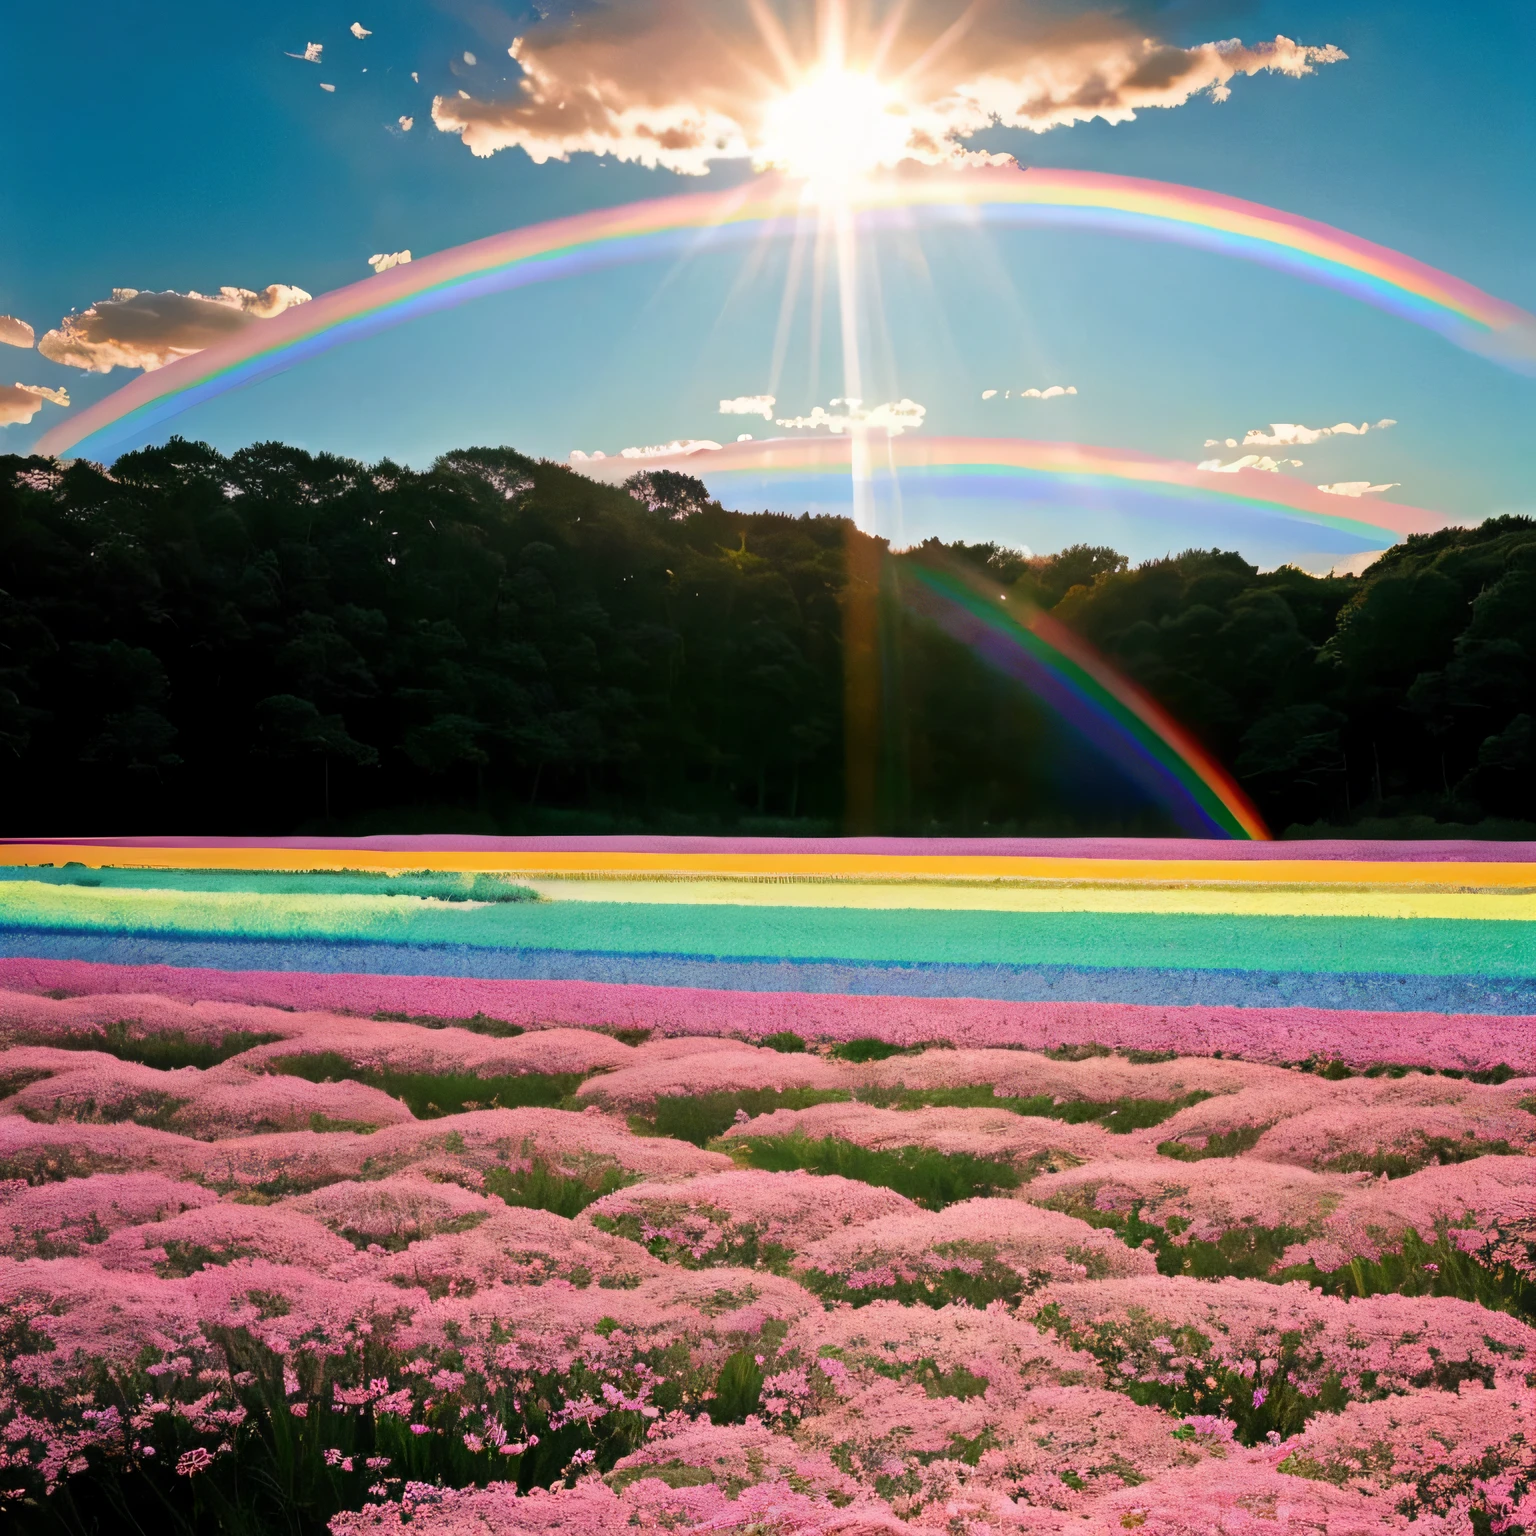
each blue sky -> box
[3,0,1532,565]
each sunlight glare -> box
[758,68,910,190]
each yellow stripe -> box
[519,878,1536,920]
[4,844,1536,891]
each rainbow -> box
[38,167,1536,462]
[897,558,1269,840]
[580,435,1453,550]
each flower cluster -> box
[0,979,1532,1536]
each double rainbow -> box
[579,434,1453,549]
[897,559,1269,840]
[38,166,1536,462]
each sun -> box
[757,67,911,190]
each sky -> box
[3,0,1533,568]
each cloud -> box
[570,439,723,462]
[431,2,1344,174]
[38,284,312,374]
[719,393,775,419]
[0,316,34,349]
[287,42,323,62]
[1021,384,1076,399]
[320,82,336,92]
[399,115,414,131]
[981,389,997,399]
[1205,417,1396,448]
[463,51,477,66]
[0,382,70,427]
[1197,454,1304,473]
[1318,481,1401,497]
[776,397,926,436]
[368,250,412,274]
[350,23,371,40]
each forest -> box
[2,439,1533,839]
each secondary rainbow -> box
[38,167,1536,461]
[582,434,1453,547]
[897,559,1270,840]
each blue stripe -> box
[4,931,1534,1015]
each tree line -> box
[2,439,1532,838]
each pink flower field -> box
[1,984,1534,1535]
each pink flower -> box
[175,1447,213,1477]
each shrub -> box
[724,1132,1020,1210]
[268,1053,587,1118]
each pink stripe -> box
[5,835,1535,862]
[2,959,1530,1073]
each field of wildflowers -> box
[1,836,1535,1533]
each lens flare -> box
[757,68,912,188]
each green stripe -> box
[3,884,1533,976]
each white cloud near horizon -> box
[776,397,926,436]
[1206,417,1396,448]
[350,23,371,40]
[38,285,312,373]
[399,115,414,131]
[368,250,412,274]
[287,42,323,62]
[431,1,1344,173]
[0,317,35,349]
[719,394,776,419]
[1318,481,1401,497]
[570,439,725,463]
[1197,453,1304,473]
[0,382,70,427]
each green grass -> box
[483,1157,633,1218]
[22,1019,283,1071]
[722,1132,1021,1210]
[799,1243,1035,1310]
[3,863,539,903]
[268,1052,589,1118]
[759,1031,807,1053]
[629,1088,852,1146]
[1322,1134,1515,1179]
[371,1011,524,1038]
[828,1037,916,1063]
[1280,1224,1536,1323]
[855,1082,1212,1132]
[1156,1125,1267,1161]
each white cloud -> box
[38,284,312,374]
[1206,417,1396,448]
[1197,454,1304,473]
[571,439,723,462]
[0,316,34,349]
[0,382,70,427]
[350,23,371,40]
[399,115,414,131]
[737,433,753,441]
[776,397,926,436]
[1318,481,1401,497]
[463,51,477,66]
[981,389,997,399]
[368,250,412,274]
[1020,384,1076,399]
[433,2,1343,174]
[287,42,323,62]
[412,71,419,83]
[320,82,336,92]
[719,393,775,419]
